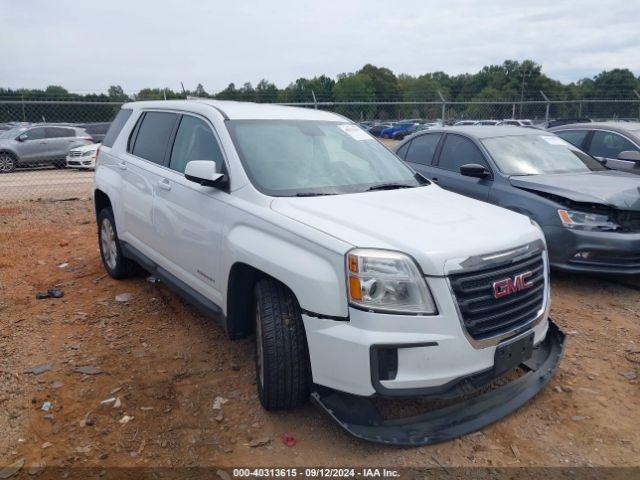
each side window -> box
[396,141,410,159]
[45,127,74,138]
[169,115,224,174]
[102,109,132,147]
[405,134,442,165]
[555,130,588,148]
[24,127,45,140]
[589,131,638,159]
[131,112,178,165]
[437,135,488,173]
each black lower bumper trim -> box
[311,320,565,446]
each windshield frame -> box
[480,133,608,176]
[225,119,425,197]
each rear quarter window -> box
[130,112,178,165]
[102,109,133,147]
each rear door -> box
[44,127,77,163]
[152,113,228,306]
[431,133,493,201]
[398,133,443,179]
[120,111,180,258]
[554,129,590,151]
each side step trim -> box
[121,242,226,325]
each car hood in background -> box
[271,186,541,276]
[510,170,640,210]
[69,143,99,154]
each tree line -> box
[1,60,638,122]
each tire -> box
[97,207,139,279]
[0,153,16,173]
[254,278,311,410]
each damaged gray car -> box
[395,126,640,275]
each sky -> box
[1,0,639,95]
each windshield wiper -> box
[365,183,415,192]
[293,192,338,197]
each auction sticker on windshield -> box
[339,124,372,141]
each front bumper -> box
[312,320,564,446]
[545,225,640,274]
[302,276,550,397]
[66,155,95,169]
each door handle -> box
[117,161,127,170]
[158,179,171,191]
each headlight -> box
[346,249,436,314]
[557,209,619,231]
[82,150,97,157]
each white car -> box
[66,143,99,169]
[93,100,564,445]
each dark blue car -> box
[395,126,640,275]
[380,121,418,139]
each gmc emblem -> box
[492,271,534,299]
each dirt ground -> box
[0,198,639,473]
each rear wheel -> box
[98,207,139,279]
[254,278,311,410]
[0,153,16,173]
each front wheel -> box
[254,278,311,410]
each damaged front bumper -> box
[311,320,565,446]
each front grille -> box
[449,253,545,340]
[68,151,82,157]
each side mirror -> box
[184,160,224,187]
[617,150,640,162]
[460,163,491,178]
[17,133,28,142]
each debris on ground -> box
[76,446,91,454]
[119,415,133,425]
[212,396,228,410]
[113,397,122,409]
[57,262,69,268]
[0,458,25,479]
[41,401,52,412]
[282,432,296,447]
[35,288,64,300]
[115,293,133,303]
[247,437,271,448]
[620,371,637,380]
[74,365,102,375]
[100,397,116,405]
[24,363,52,375]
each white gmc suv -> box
[93,100,564,445]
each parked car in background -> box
[67,143,99,170]
[454,120,479,126]
[367,122,394,137]
[550,122,640,175]
[78,122,111,143]
[0,124,94,173]
[545,118,591,129]
[380,121,418,139]
[498,119,533,127]
[93,100,563,445]
[392,122,428,140]
[395,126,640,275]
[478,120,500,126]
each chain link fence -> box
[0,97,639,202]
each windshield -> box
[482,134,607,175]
[0,127,25,139]
[226,120,423,196]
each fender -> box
[223,224,349,318]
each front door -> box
[17,127,49,163]
[587,130,640,173]
[152,114,227,307]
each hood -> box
[510,170,640,210]
[270,186,542,276]
[70,143,99,153]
